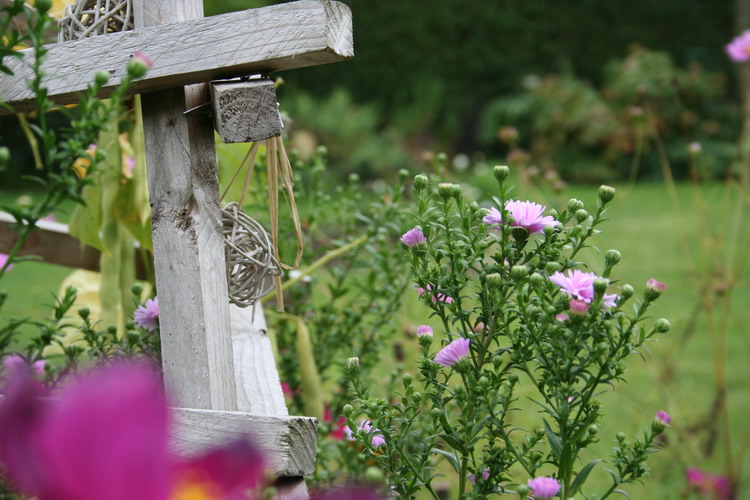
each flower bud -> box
[516,485,530,497]
[413,174,429,191]
[448,184,463,199]
[125,321,135,330]
[598,185,616,204]
[343,404,354,416]
[348,173,360,184]
[94,71,110,86]
[476,207,490,219]
[575,209,589,222]
[493,165,510,181]
[0,146,10,166]
[588,424,599,436]
[364,466,384,483]
[689,142,702,155]
[469,201,479,212]
[132,283,143,296]
[545,261,562,273]
[654,318,670,333]
[398,169,409,181]
[645,279,667,301]
[35,0,52,14]
[605,249,621,267]
[347,357,360,368]
[78,307,90,319]
[418,332,433,348]
[593,278,608,297]
[567,198,585,212]
[485,273,503,289]
[412,392,423,404]
[529,272,544,288]
[403,373,412,385]
[507,372,519,384]
[616,432,626,442]
[107,325,117,335]
[620,284,634,300]
[479,376,490,388]
[127,52,153,79]
[437,183,453,199]
[543,224,557,237]
[653,410,671,433]
[511,265,528,281]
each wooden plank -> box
[170,409,318,477]
[231,305,288,415]
[137,0,237,411]
[0,0,353,113]
[0,212,149,280]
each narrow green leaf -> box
[431,448,461,474]
[543,418,562,459]
[569,459,602,495]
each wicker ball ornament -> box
[221,202,280,308]
[58,0,134,42]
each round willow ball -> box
[221,202,280,308]
[58,0,134,42]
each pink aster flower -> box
[401,226,427,247]
[647,279,667,292]
[468,468,490,484]
[417,284,454,303]
[416,325,433,337]
[655,410,671,427]
[569,299,590,316]
[0,363,266,500]
[134,296,159,332]
[0,253,13,271]
[555,313,569,322]
[550,270,618,308]
[434,338,470,367]
[345,420,385,447]
[726,30,750,62]
[482,207,503,228]
[2,355,44,378]
[527,476,561,499]
[505,200,559,234]
[686,468,732,498]
[132,51,153,69]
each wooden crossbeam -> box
[0,0,353,113]
[0,212,149,280]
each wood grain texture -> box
[0,212,149,280]
[0,0,353,113]
[138,0,237,411]
[170,408,318,477]
[231,305,289,415]
[211,79,281,143]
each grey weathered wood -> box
[137,0,237,411]
[0,0,353,113]
[0,212,149,280]
[231,305,289,415]
[211,79,281,143]
[170,409,318,477]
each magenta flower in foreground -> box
[434,338,470,367]
[0,363,266,500]
[401,226,427,247]
[528,476,561,499]
[505,200,559,233]
[726,30,750,62]
[134,296,159,332]
[0,253,12,271]
[550,270,618,308]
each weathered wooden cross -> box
[0,0,353,496]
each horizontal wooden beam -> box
[170,408,318,477]
[0,0,353,113]
[0,212,149,280]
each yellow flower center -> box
[170,471,222,500]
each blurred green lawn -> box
[1,180,748,498]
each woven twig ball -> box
[221,202,280,308]
[58,0,134,42]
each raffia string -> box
[58,0,134,42]
[221,137,304,310]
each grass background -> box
[1,178,748,498]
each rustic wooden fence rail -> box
[0,1,353,496]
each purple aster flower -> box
[0,253,13,272]
[647,279,667,292]
[345,420,385,448]
[416,285,454,304]
[416,325,433,337]
[726,30,750,62]
[655,410,671,427]
[550,270,618,309]
[555,313,569,322]
[505,200,559,234]
[468,468,490,484]
[401,226,427,247]
[527,476,561,499]
[482,207,503,228]
[434,338,470,367]
[133,297,159,332]
[569,299,590,316]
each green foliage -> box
[480,48,740,182]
